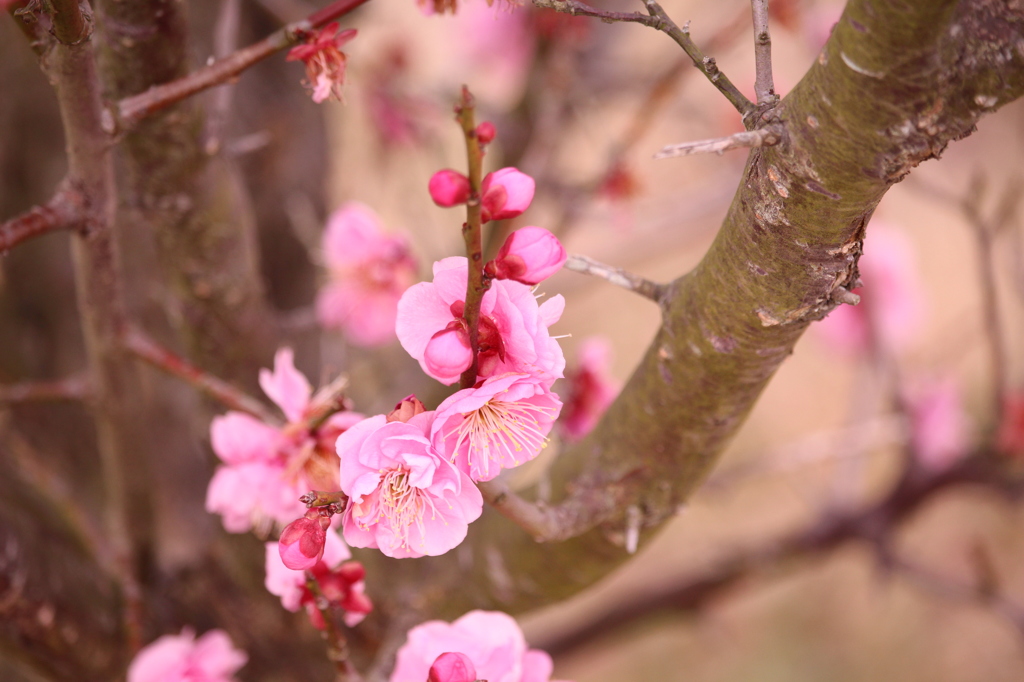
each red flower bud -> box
[475,121,496,145]
[480,167,534,222]
[429,169,471,207]
[278,512,329,570]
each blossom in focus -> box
[559,337,620,441]
[432,373,562,482]
[205,348,364,533]
[286,22,357,103]
[337,412,483,558]
[481,167,536,223]
[265,531,373,627]
[396,257,565,385]
[907,379,970,473]
[127,628,246,682]
[429,170,471,207]
[486,226,567,285]
[816,224,924,355]
[391,610,566,682]
[316,203,418,347]
[429,652,477,682]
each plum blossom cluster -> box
[205,348,363,533]
[128,628,246,682]
[391,610,566,682]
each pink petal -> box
[259,348,312,423]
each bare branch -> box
[114,0,371,127]
[476,480,562,541]
[563,254,666,302]
[121,325,282,426]
[750,0,776,104]
[0,374,92,405]
[531,0,754,117]
[0,180,88,254]
[654,125,782,159]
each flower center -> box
[358,465,440,549]
[450,397,557,478]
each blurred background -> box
[3,0,1024,679]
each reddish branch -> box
[120,325,281,425]
[114,0,371,127]
[0,374,91,404]
[0,181,88,254]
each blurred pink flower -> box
[907,379,970,473]
[286,23,357,103]
[816,224,924,355]
[487,227,567,285]
[560,337,620,441]
[127,628,246,682]
[429,652,477,682]
[391,610,566,682]
[432,372,562,482]
[451,4,536,102]
[317,202,418,347]
[206,348,364,532]
[396,257,565,385]
[337,412,482,558]
[481,168,536,223]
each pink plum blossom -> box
[337,412,483,559]
[316,202,418,347]
[816,224,924,355]
[486,227,567,285]
[286,23,357,103]
[206,348,364,533]
[429,170,471,207]
[481,168,535,223]
[907,379,970,473]
[396,257,566,385]
[429,652,477,682]
[266,528,350,609]
[432,373,562,482]
[391,610,566,682]
[560,337,620,441]
[127,628,246,682]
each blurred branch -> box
[121,325,281,425]
[305,578,364,682]
[563,255,666,302]
[0,179,88,254]
[114,0,371,128]
[750,0,776,104]
[0,374,92,405]
[531,0,755,117]
[654,126,782,159]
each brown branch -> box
[113,0,371,128]
[0,180,88,254]
[531,0,754,117]
[120,325,281,425]
[654,126,782,159]
[0,374,92,405]
[305,578,364,682]
[750,0,776,104]
[563,254,666,302]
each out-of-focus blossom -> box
[286,23,357,103]
[265,532,373,628]
[481,168,536,223]
[597,162,641,203]
[475,121,496,146]
[998,394,1024,457]
[486,226,567,285]
[907,379,970,473]
[559,337,620,441]
[277,511,331,570]
[337,412,482,558]
[364,44,435,148]
[429,170,471,207]
[816,224,924,355]
[448,3,536,104]
[127,628,246,682]
[396,257,565,385]
[391,610,567,682]
[206,348,363,533]
[316,203,418,347]
[432,372,562,481]
[429,652,477,682]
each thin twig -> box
[477,480,561,541]
[120,325,282,425]
[531,0,754,117]
[750,0,776,104]
[0,374,92,405]
[0,179,88,254]
[563,254,666,302]
[654,126,782,159]
[114,0,371,128]
[305,577,364,682]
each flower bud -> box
[480,167,535,222]
[278,512,329,570]
[423,324,473,381]
[428,652,477,682]
[429,170,471,207]
[486,226,567,285]
[387,395,428,423]
[475,121,496,145]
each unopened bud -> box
[487,226,567,285]
[423,324,473,381]
[428,652,477,682]
[480,167,534,222]
[429,169,471,207]
[387,395,427,423]
[475,121,496,145]
[278,511,329,570]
